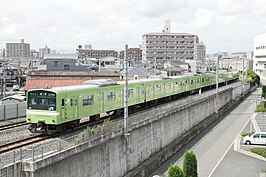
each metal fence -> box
[0,102,26,121]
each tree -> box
[168,164,184,177]
[262,85,266,108]
[183,150,198,177]
[247,70,260,86]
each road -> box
[150,88,266,177]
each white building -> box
[39,45,56,59]
[142,20,199,62]
[253,33,266,77]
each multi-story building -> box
[39,45,51,59]
[119,48,142,64]
[142,20,199,62]
[6,39,30,58]
[253,33,266,77]
[231,52,247,59]
[195,42,206,65]
[77,49,118,59]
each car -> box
[243,132,266,145]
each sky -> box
[0,0,266,54]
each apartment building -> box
[253,33,266,77]
[142,20,199,63]
[195,42,206,64]
[6,39,30,58]
[119,48,142,63]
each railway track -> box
[0,121,28,131]
[0,118,106,154]
[0,135,50,154]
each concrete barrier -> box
[0,84,252,177]
[0,102,26,121]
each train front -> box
[26,89,59,134]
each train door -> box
[61,98,66,120]
[100,92,104,112]
[71,96,79,119]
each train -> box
[26,72,239,134]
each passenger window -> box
[253,134,260,138]
[261,134,266,138]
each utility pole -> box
[215,54,221,113]
[3,48,6,98]
[241,58,244,98]
[124,44,129,134]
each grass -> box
[249,147,266,158]
[255,101,266,112]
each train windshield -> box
[27,91,56,111]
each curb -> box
[234,135,266,162]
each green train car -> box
[26,72,238,133]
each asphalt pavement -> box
[150,88,266,177]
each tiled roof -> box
[24,78,88,91]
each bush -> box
[250,148,266,158]
[183,150,198,177]
[168,164,184,177]
[255,102,266,112]
[241,132,254,137]
[247,70,260,86]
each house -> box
[42,54,94,71]
[120,67,149,80]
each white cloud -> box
[0,0,265,53]
[191,9,216,28]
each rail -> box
[0,121,27,131]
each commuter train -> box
[26,72,239,134]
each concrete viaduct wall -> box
[0,84,251,177]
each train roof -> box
[28,73,217,93]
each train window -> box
[202,78,204,82]
[156,85,161,91]
[175,82,179,88]
[150,85,153,92]
[107,92,116,102]
[128,89,134,97]
[166,83,171,89]
[62,99,65,107]
[83,95,94,106]
[191,80,194,84]
[27,91,56,111]
[185,80,188,84]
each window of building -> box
[83,95,94,106]
[64,65,69,70]
[54,61,58,67]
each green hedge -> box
[255,102,266,112]
[249,148,266,158]
[241,132,254,137]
